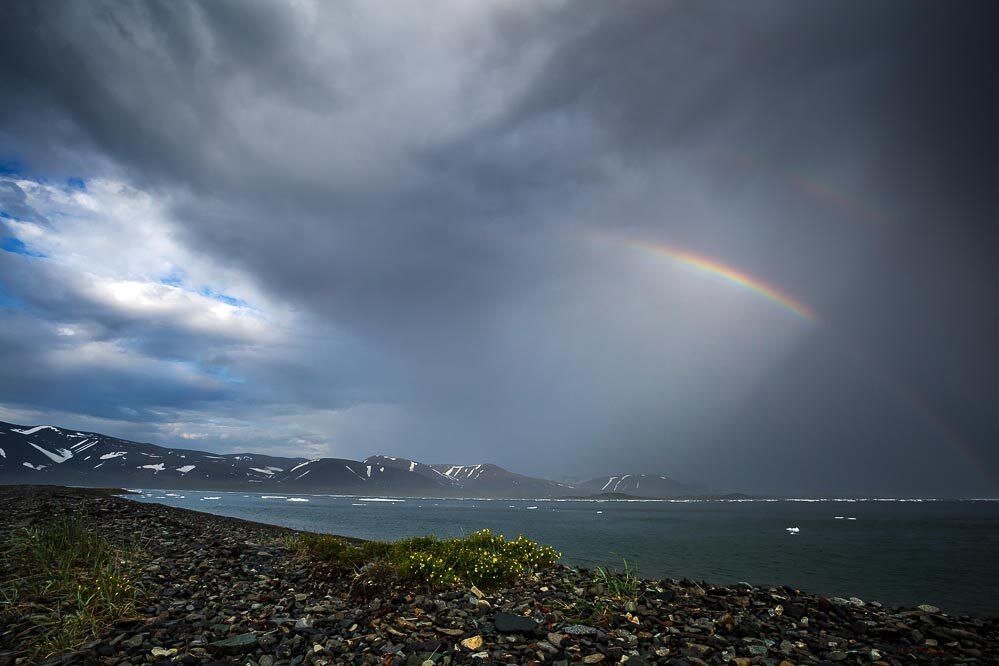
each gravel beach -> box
[1,486,996,665]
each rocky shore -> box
[1,486,996,665]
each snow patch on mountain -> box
[29,442,74,464]
[12,425,61,435]
[291,459,317,473]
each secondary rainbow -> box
[622,239,817,322]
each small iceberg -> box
[786,526,800,534]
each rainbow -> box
[598,234,996,491]
[622,239,817,322]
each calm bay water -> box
[126,491,999,615]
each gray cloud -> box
[0,0,994,495]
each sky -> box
[0,1,994,496]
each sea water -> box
[126,492,999,615]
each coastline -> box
[1,486,996,665]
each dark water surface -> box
[126,491,999,615]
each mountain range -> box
[0,420,696,498]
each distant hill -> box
[576,474,695,497]
[0,420,697,498]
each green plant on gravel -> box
[594,558,640,600]
[294,528,560,591]
[0,516,146,660]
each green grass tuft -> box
[294,528,560,591]
[0,516,146,660]
[594,558,640,600]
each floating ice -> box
[100,451,127,460]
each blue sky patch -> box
[160,271,186,287]
[1,236,46,258]
[67,177,87,190]
[199,286,247,308]
[0,158,23,177]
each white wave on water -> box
[287,497,309,502]
[526,506,538,510]
[261,495,287,499]
[786,527,800,534]
[351,503,367,506]
[201,496,221,501]
[357,497,405,503]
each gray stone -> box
[209,633,258,654]
[493,612,540,634]
[563,624,600,636]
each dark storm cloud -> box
[0,0,994,494]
